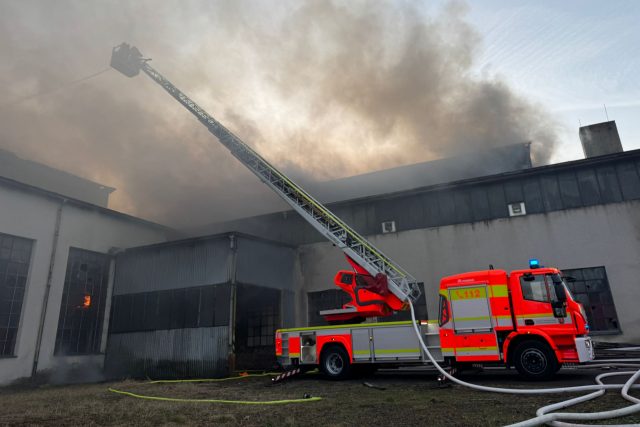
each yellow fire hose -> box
[107,372,322,405]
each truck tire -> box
[320,345,352,380]
[513,340,558,380]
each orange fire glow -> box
[83,295,91,309]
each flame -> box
[83,294,91,309]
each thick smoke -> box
[0,0,559,228]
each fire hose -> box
[407,299,640,426]
[108,372,322,405]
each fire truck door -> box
[448,284,501,360]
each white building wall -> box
[0,184,170,385]
[297,200,640,343]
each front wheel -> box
[513,340,558,380]
[320,345,352,380]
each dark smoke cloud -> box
[0,0,559,228]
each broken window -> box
[55,248,110,355]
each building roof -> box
[0,174,174,233]
[0,148,115,207]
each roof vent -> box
[381,220,396,234]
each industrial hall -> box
[1,119,639,384]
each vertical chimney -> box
[579,120,623,158]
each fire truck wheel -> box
[513,340,558,380]
[320,345,352,380]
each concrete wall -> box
[297,200,640,342]
[0,183,170,385]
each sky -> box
[0,1,637,228]
[461,0,640,161]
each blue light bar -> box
[529,258,540,269]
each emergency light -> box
[529,258,540,269]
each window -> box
[109,284,230,333]
[438,294,450,326]
[520,275,549,302]
[307,289,351,326]
[562,267,620,334]
[0,233,33,356]
[247,305,277,347]
[55,248,110,355]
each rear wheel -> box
[320,345,352,380]
[513,340,558,380]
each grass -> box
[1,369,639,426]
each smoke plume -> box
[0,0,559,228]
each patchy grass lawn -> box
[1,369,639,426]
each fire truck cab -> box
[276,262,594,380]
[438,262,593,379]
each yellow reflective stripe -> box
[489,285,509,298]
[515,313,553,318]
[441,348,454,353]
[374,348,420,354]
[289,353,300,357]
[277,320,415,333]
[353,350,370,355]
[455,346,498,352]
[495,315,511,319]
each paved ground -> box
[1,367,639,426]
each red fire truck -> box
[276,262,594,380]
[110,44,594,382]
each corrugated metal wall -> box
[105,327,229,378]
[105,233,297,378]
[236,237,295,290]
[113,236,231,295]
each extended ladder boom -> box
[110,43,421,304]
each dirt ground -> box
[1,368,639,426]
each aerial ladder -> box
[110,43,421,322]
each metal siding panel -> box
[422,192,441,227]
[616,162,640,200]
[453,190,472,224]
[504,181,524,203]
[469,187,491,221]
[487,184,508,218]
[540,174,563,211]
[235,237,295,290]
[576,169,602,206]
[437,192,456,225]
[522,178,544,214]
[114,238,230,295]
[404,195,425,230]
[558,172,582,209]
[105,327,229,379]
[596,166,623,203]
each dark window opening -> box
[55,248,110,355]
[562,267,620,334]
[0,233,33,356]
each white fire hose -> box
[407,300,640,426]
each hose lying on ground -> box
[407,300,640,426]
[108,372,322,405]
